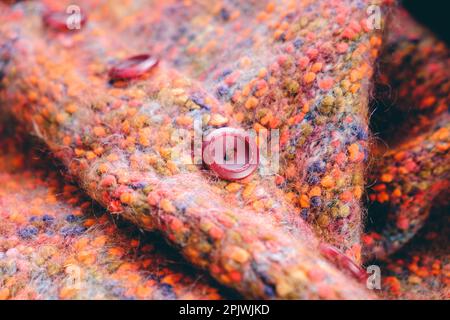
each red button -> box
[319,243,367,283]
[43,10,87,32]
[202,127,259,181]
[109,54,159,81]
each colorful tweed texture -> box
[0,118,224,300]
[0,0,448,300]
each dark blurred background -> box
[403,0,450,45]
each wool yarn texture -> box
[0,121,224,300]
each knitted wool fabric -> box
[362,7,449,299]
[0,119,223,300]
[379,202,449,299]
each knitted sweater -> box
[0,0,448,299]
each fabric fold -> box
[364,7,449,261]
